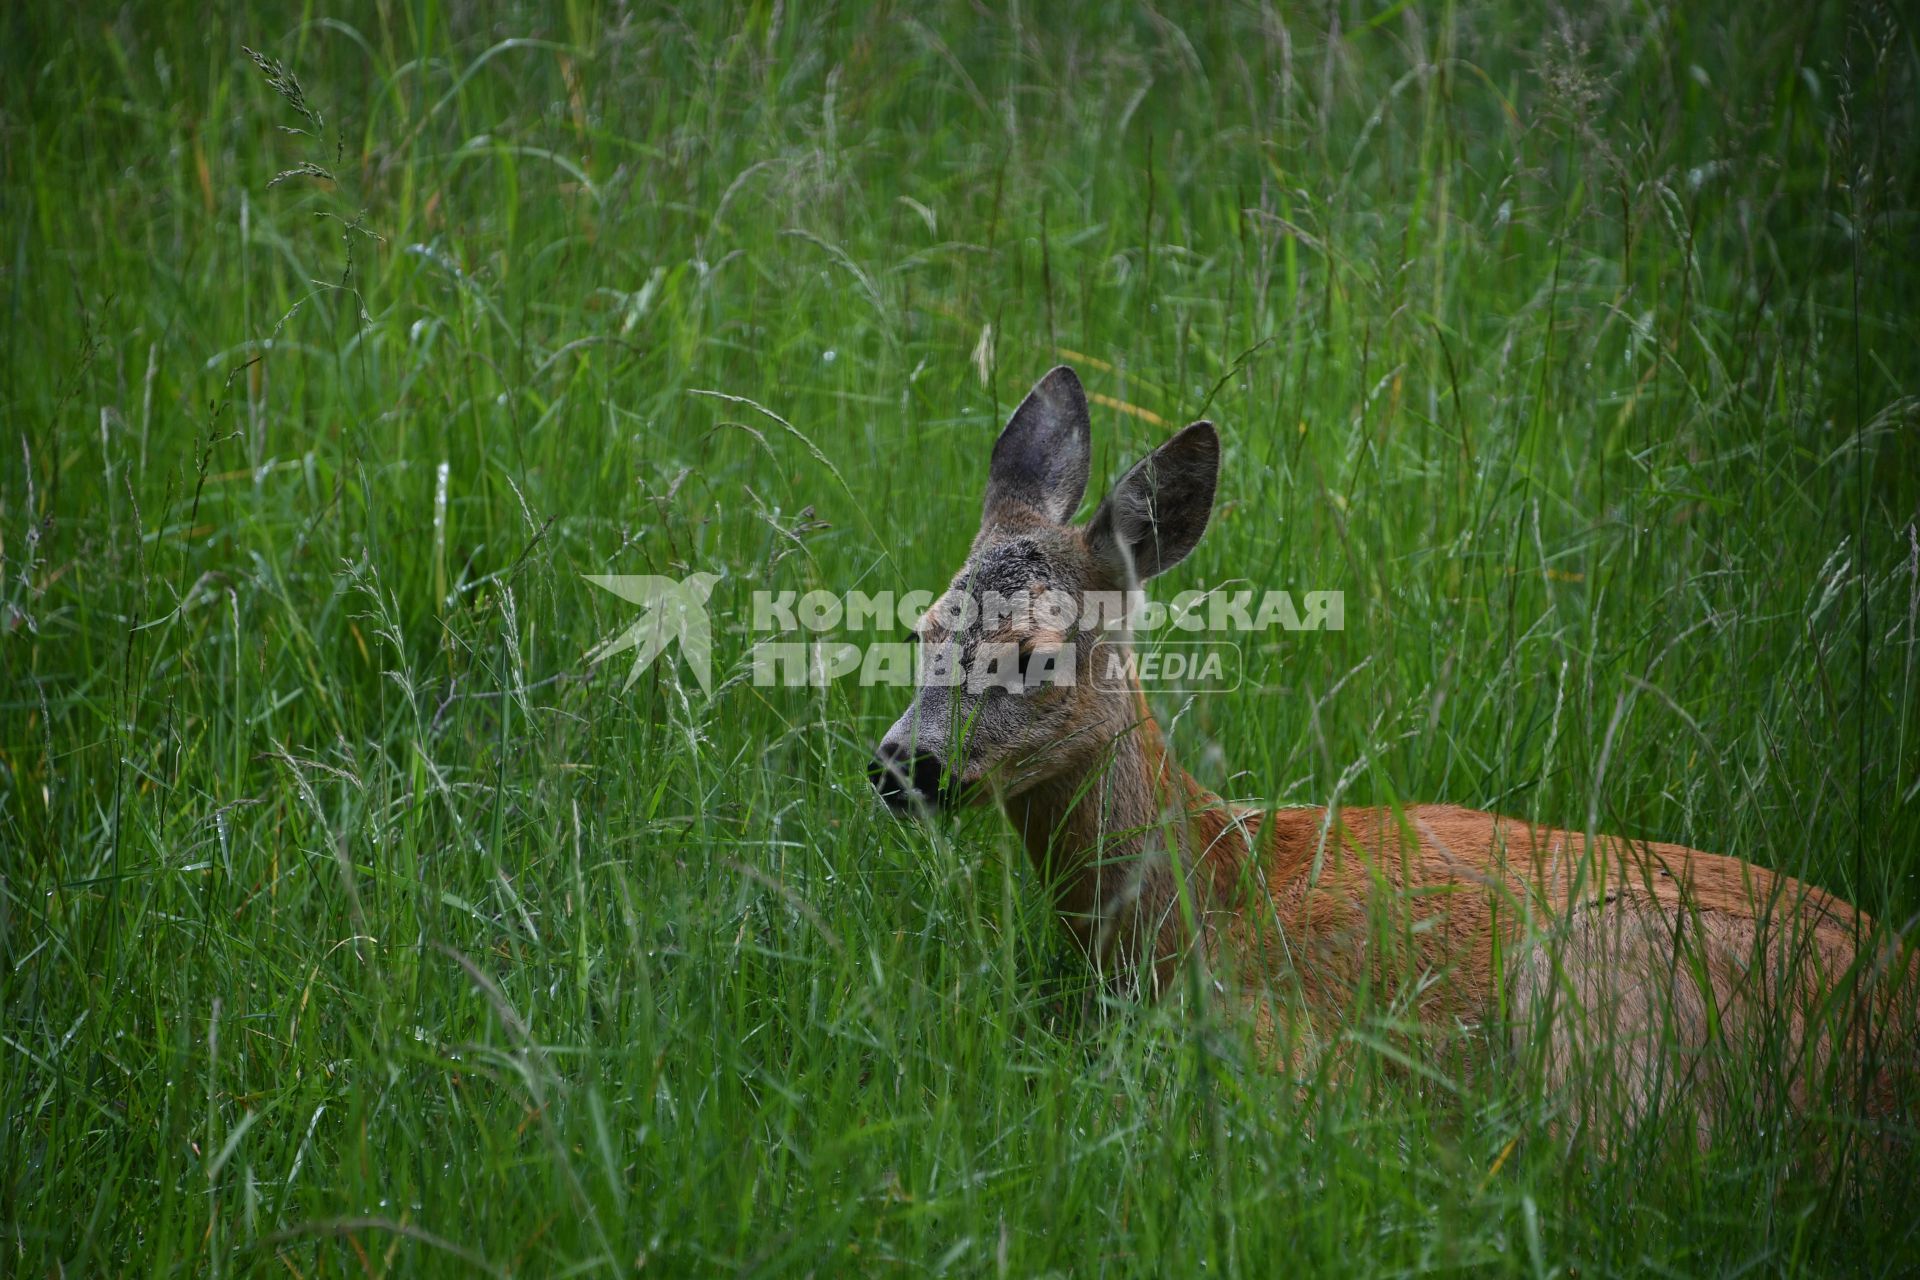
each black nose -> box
[868,741,947,813]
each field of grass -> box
[6,1,1920,1274]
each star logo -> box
[583,571,721,694]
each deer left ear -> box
[983,366,1092,526]
[1087,421,1219,583]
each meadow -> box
[5,1,1920,1274]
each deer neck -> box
[1000,683,1246,966]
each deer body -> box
[871,366,1910,1132]
[1005,692,1864,1009]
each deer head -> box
[869,366,1219,814]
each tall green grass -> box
[4,1,1918,1274]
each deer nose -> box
[868,740,946,813]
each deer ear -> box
[983,366,1092,525]
[1087,421,1219,583]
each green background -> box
[4,1,1918,1274]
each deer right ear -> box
[982,366,1092,526]
[1087,421,1220,583]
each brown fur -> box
[1003,690,1914,1134]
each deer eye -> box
[1013,643,1067,694]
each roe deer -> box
[868,365,1913,1140]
